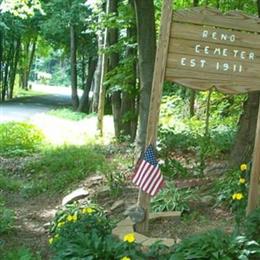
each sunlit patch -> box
[30,114,114,146]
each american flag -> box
[132,145,164,196]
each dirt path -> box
[1,192,61,259]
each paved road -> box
[0,87,72,123]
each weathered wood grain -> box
[165,68,259,93]
[168,38,260,64]
[167,53,260,79]
[171,23,260,50]
[173,7,260,33]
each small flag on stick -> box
[132,145,164,196]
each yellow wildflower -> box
[232,193,244,200]
[236,193,244,200]
[82,207,95,214]
[67,214,77,222]
[121,257,131,260]
[123,233,135,243]
[240,164,247,172]
[48,237,53,245]
[239,178,246,184]
[57,221,65,228]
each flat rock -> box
[62,188,89,205]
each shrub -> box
[1,247,41,260]
[49,203,144,259]
[170,229,260,260]
[0,197,15,233]
[151,182,192,213]
[0,122,44,156]
[244,207,260,243]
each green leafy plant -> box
[151,182,192,213]
[48,108,89,121]
[244,207,260,243]
[170,229,260,260]
[22,145,107,196]
[1,247,41,260]
[0,197,15,233]
[0,122,44,156]
[105,170,126,198]
[49,203,144,259]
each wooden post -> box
[135,0,173,235]
[247,97,260,215]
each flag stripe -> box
[132,160,146,183]
[139,164,154,188]
[135,162,151,186]
[142,166,160,191]
[150,176,164,196]
[147,172,162,195]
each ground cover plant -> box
[48,108,89,121]
[0,122,44,156]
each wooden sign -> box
[136,0,260,234]
[166,8,260,93]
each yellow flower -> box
[236,193,244,200]
[82,207,95,214]
[67,214,77,222]
[48,238,53,244]
[121,257,131,260]
[239,178,246,184]
[240,164,247,172]
[57,221,65,228]
[123,233,135,243]
[232,193,244,200]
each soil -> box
[0,157,234,259]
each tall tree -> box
[134,0,156,153]
[229,0,260,166]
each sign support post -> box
[247,98,260,215]
[135,0,173,234]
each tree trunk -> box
[230,0,260,167]
[108,0,121,138]
[134,0,156,153]
[9,38,21,98]
[133,0,156,235]
[97,2,109,136]
[70,24,79,110]
[2,44,13,100]
[230,93,260,166]
[91,33,103,113]
[120,15,138,140]
[78,57,97,113]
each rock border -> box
[112,211,181,247]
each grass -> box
[0,170,22,192]
[0,247,41,260]
[21,144,109,197]
[0,122,44,156]
[48,108,91,121]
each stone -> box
[62,188,89,206]
[112,225,134,239]
[149,211,181,222]
[143,237,175,247]
[124,205,145,224]
[110,200,125,212]
[118,217,133,226]
[133,232,149,243]
[43,222,51,230]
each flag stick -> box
[135,0,174,235]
